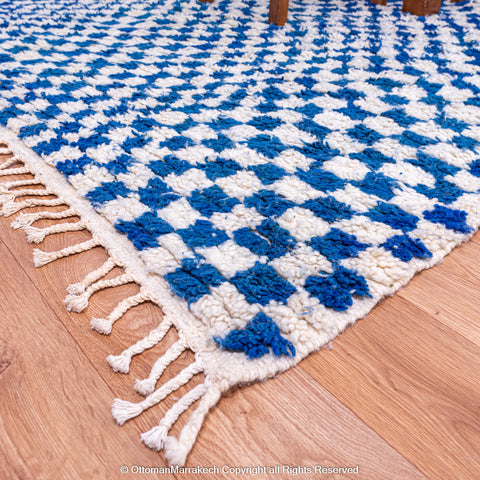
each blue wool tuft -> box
[382,234,432,262]
[199,158,241,180]
[303,196,353,222]
[407,152,460,179]
[297,166,345,192]
[350,149,395,171]
[381,109,418,128]
[138,178,179,211]
[234,227,271,258]
[250,163,288,185]
[347,124,382,146]
[149,156,193,177]
[423,205,473,234]
[469,160,480,178]
[116,212,173,250]
[256,219,297,260]
[178,220,229,249]
[214,313,295,359]
[415,179,463,204]
[247,134,288,159]
[366,202,419,232]
[104,154,135,175]
[309,229,370,262]
[354,172,398,201]
[188,185,240,216]
[231,262,297,306]
[86,181,130,206]
[165,257,225,304]
[244,189,295,217]
[304,266,371,312]
[56,155,95,177]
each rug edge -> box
[0,126,232,466]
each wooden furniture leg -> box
[269,0,290,26]
[402,0,442,16]
[371,0,388,5]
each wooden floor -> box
[1,151,480,480]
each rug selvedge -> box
[1,0,480,466]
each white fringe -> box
[33,238,100,267]
[3,187,52,199]
[0,130,223,467]
[106,352,133,374]
[112,361,202,425]
[0,178,42,193]
[90,289,151,335]
[0,166,30,176]
[163,380,223,466]
[64,271,134,313]
[0,157,17,170]
[106,319,173,374]
[140,382,208,451]
[135,339,187,396]
[140,425,169,451]
[90,317,115,335]
[24,221,85,244]
[111,399,144,425]
[11,208,77,229]
[66,257,117,295]
[2,197,64,217]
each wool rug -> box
[1,0,480,466]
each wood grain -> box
[0,240,176,480]
[301,293,480,480]
[268,0,290,27]
[397,238,480,347]
[188,368,427,479]
[402,0,442,16]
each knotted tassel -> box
[163,380,224,466]
[2,197,64,217]
[0,166,30,176]
[24,221,85,244]
[106,319,173,374]
[0,160,14,171]
[64,271,134,313]
[0,187,54,216]
[135,339,187,396]
[112,362,203,425]
[90,288,152,335]
[0,146,12,155]
[12,208,77,229]
[0,177,42,192]
[0,194,14,207]
[140,382,208,451]
[66,257,117,295]
[33,238,100,267]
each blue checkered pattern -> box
[1,0,480,358]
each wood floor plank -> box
[188,368,427,479]
[0,240,177,480]
[300,295,480,480]
[0,211,205,444]
[397,233,480,346]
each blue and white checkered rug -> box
[1,0,480,466]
